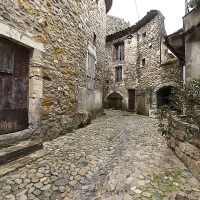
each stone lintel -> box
[0,22,45,52]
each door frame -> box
[0,22,45,144]
[128,89,135,111]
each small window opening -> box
[142,58,146,66]
[142,32,146,37]
[93,33,96,44]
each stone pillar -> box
[28,49,44,130]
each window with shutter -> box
[87,52,96,90]
[115,66,122,82]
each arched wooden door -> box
[107,92,123,110]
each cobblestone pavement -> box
[0,110,199,200]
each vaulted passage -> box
[157,86,174,109]
[107,92,123,110]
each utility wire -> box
[135,0,140,21]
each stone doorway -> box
[0,38,30,135]
[157,86,174,109]
[107,92,123,110]
[136,95,146,115]
[128,89,135,111]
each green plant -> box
[188,0,200,8]
[158,77,200,138]
[157,105,171,137]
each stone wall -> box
[0,0,109,142]
[106,15,130,35]
[104,11,183,114]
[167,115,200,181]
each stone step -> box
[0,148,48,178]
[0,140,43,166]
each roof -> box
[105,0,113,13]
[106,10,160,42]
[163,28,185,63]
[167,28,184,39]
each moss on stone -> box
[42,99,54,106]
[36,35,48,44]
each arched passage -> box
[107,92,123,110]
[157,86,174,109]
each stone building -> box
[104,10,183,115]
[164,4,200,83]
[0,0,112,147]
[106,15,130,36]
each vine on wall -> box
[158,77,200,138]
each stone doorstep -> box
[0,146,48,178]
[0,140,43,166]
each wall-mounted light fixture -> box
[127,34,133,44]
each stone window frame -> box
[115,66,123,82]
[0,22,45,137]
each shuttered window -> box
[87,53,96,90]
[115,66,122,82]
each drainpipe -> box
[183,65,186,85]
[160,36,162,65]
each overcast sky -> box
[108,0,185,35]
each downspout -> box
[183,65,186,85]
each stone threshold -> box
[0,144,49,178]
[0,140,43,166]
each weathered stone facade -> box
[167,115,200,181]
[0,0,112,145]
[104,10,183,115]
[106,15,130,36]
[183,5,200,81]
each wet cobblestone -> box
[0,110,199,200]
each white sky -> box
[108,0,185,35]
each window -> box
[115,66,122,82]
[93,33,96,45]
[142,58,146,66]
[142,32,146,37]
[0,40,14,74]
[115,43,124,61]
[87,52,96,90]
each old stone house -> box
[104,10,183,115]
[164,4,200,82]
[0,0,112,147]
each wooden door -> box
[137,95,146,115]
[0,38,30,135]
[128,89,135,111]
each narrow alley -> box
[0,110,199,200]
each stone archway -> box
[156,86,174,109]
[107,92,123,110]
[152,82,178,110]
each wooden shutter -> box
[87,53,95,90]
[121,43,124,60]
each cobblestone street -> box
[0,110,199,200]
